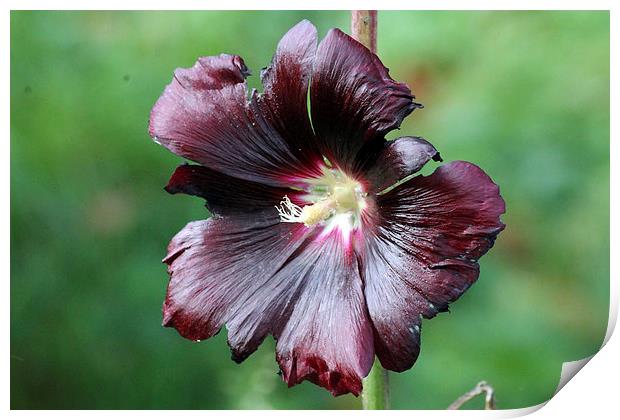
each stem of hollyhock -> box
[351,10,388,410]
[362,359,389,409]
[351,10,377,53]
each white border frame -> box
[4,2,617,418]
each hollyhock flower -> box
[149,20,505,397]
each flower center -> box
[276,168,367,229]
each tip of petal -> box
[272,20,318,59]
[291,19,316,32]
[161,302,175,328]
[228,337,259,364]
[230,350,247,364]
[162,245,188,265]
[277,353,365,397]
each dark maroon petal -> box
[364,136,442,193]
[258,20,322,164]
[165,163,291,216]
[362,161,505,371]
[229,231,376,395]
[163,217,374,396]
[275,231,374,396]
[162,213,311,343]
[361,239,429,372]
[310,29,421,169]
[149,52,321,188]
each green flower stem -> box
[351,9,387,411]
[351,10,378,53]
[362,359,389,410]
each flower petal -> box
[364,136,442,193]
[162,213,311,343]
[163,217,374,396]
[361,239,429,372]
[258,20,322,165]
[165,163,291,216]
[362,161,505,371]
[310,29,421,169]
[149,51,321,187]
[275,231,374,396]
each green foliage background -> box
[10,11,609,409]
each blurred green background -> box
[10,11,609,409]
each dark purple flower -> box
[149,20,505,397]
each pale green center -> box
[276,167,367,228]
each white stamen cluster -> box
[275,196,303,223]
[275,196,335,227]
[275,167,367,229]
